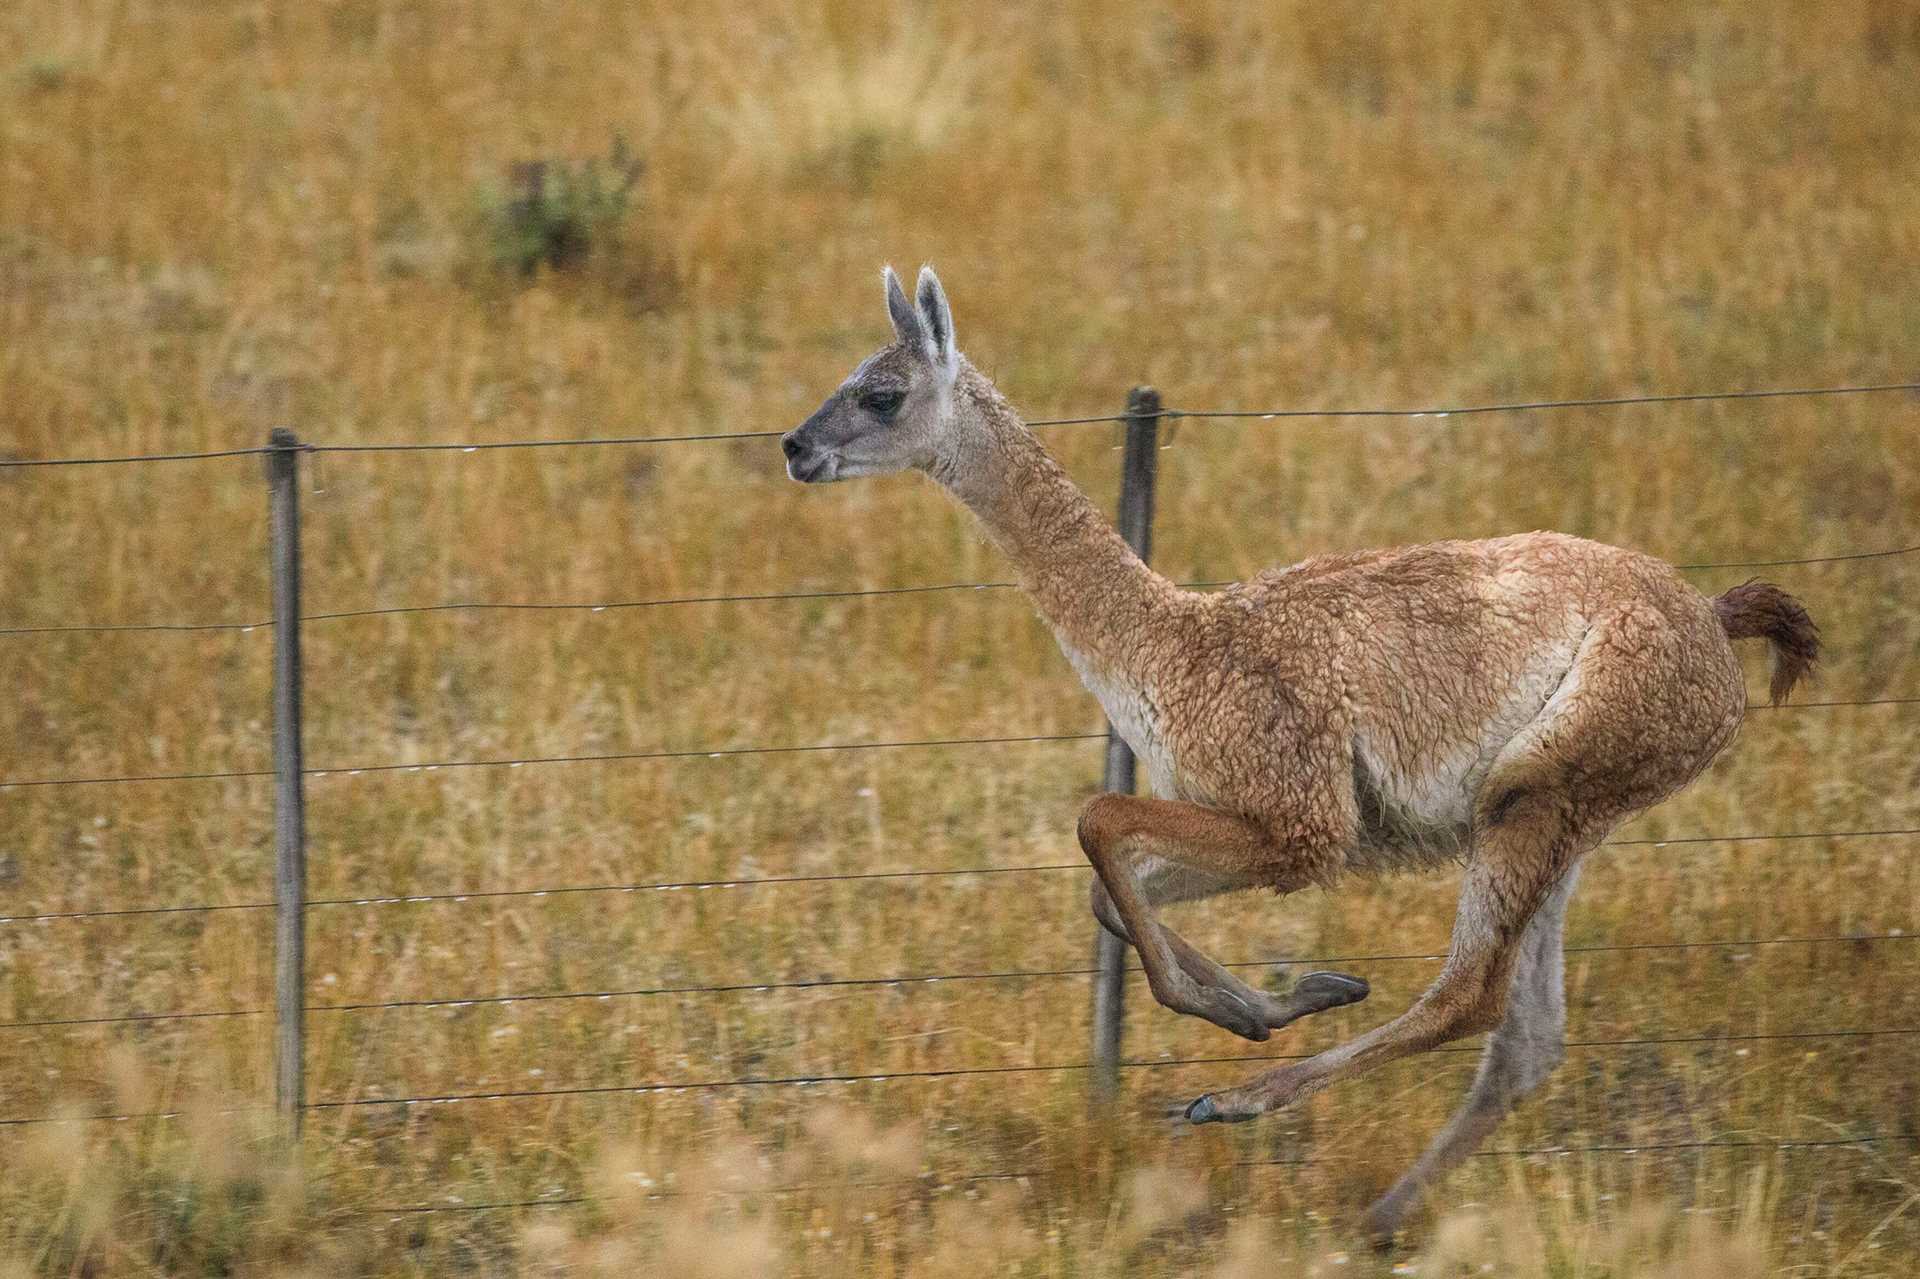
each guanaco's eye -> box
[860,389,905,417]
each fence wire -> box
[4,929,1912,1033]
[3,826,1917,929]
[4,1023,1916,1129]
[0,692,1913,793]
[4,380,1915,469]
[4,542,1916,638]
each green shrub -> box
[473,135,643,278]
[16,56,76,93]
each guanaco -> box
[781,267,1818,1236]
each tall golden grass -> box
[2,1,1917,1273]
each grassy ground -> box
[2,1,1917,1274]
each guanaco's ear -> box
[915,265,957,377]
[884,266,923,347]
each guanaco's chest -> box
[1059,644,1184,799]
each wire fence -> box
[3,928,1914,1032]
[2,378,1916,1208]
[2,697,1917,792]
[3,546,1918,638]
[4,824,1918,928]
[3,380,1916,469]
[5,1024,1917,1130]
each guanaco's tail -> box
[1712,580,1820,705]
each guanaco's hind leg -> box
[1078,794,1368,1042]
[1182,789,1598,1122]
[1360,864,1582,1241]
[1182,600,1741,1125]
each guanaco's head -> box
[782,265,960,484]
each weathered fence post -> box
[266,427,307,1136]
[1091,387,1160,1098]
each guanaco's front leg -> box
[1090,879,1369,1034]
[1077,794,1366,1042]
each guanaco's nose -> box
[781,432,804,460]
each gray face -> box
[782,265,959,484]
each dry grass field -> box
[2,2,1918,1274]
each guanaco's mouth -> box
[786,451,840,484]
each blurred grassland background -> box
[2,1,1918,1274]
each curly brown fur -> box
[1712,579,1821,704]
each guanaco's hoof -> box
[1296,970,1370,1008]
[1184,1094,1221,1124]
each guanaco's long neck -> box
[929,365,1185,673]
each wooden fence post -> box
[1090,387,1160,1098]
[266,427,307,1136]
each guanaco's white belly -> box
[1352,632,1588,859]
